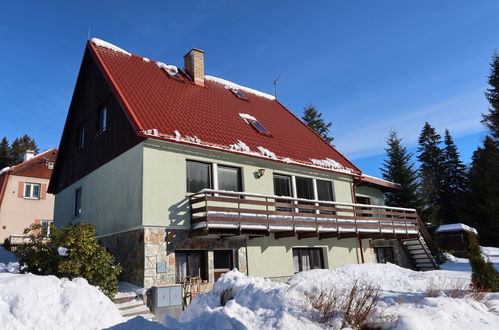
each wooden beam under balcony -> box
[274,231,296,239]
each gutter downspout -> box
[353,176,365,264]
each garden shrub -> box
[468,234,498,292]
[16,223,122,298]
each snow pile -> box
[0,246,123,329]
[156,62,179,77]
[229,140,251,153]
[142,57,151,63]
[205,75,276,100]
[440,246,499,273]
[90,38,131,56]
[110,261,498,329]
[257,146,277,159]
[239,113,257,122]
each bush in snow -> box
[16,223,122,298]
[468,234,498,291]
[304,280,381,329]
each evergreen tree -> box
[0,137,9,169]
[467,137,499,246]
[417,122,444,225]
[381,130,422,210]
[466,53,499,247]
[483,52,499,140]
[9,134,38,165]
[301,104,334,144]
[440,129,468,224]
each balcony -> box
[189,189,425,240]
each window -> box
[293,248,324,272]
[295,177,314,213]
[175,251,206,282]
[248,119,271,135]
[218,166,242,192]
[97,107,107,132]
[48,162,55,169]
[317,180,335,214]
[214,250,234,281]
[375,247,395,264]
[230,88,248,100]
[24,183,41,199]
[77,126,85,149]
[186,161,212,193]
[356,196,372,217]
[273,174,292,212]
[74,188,82,217]
[40,220,52,238]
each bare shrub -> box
[304,280,380,329]
[448,279,468,299]
[425,277,442,298]
[220,287,235,306]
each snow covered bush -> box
[468,234,499,291]
[16,223,122,298]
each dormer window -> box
[231,88,248,100]
[248,119,270,135]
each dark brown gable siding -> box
[49,49,144,194]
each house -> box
[0,149,58,246]
[436,223,478,258]
[49,39,437,289]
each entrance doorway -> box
[213,250,234,281]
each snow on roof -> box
[0,167,10,176]
[257,146,277,159]
[156,61,178,75]
[361,174,397,186]
[90,38,131,56]
[310,158,346,170]
[230,140,251,153]
[205,75,276,100]
[239,113,257,122]
[436,223,478,235]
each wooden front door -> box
[214,250,234,281]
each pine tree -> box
[9,134,38,165]
[483,52,499,140]
[381,130,422,210]
[301,104,334,144]
[467,137,499,246]
[0,137,10,169]
[440,129,468,224]
[417,122,444,225]
[466,53,499,247]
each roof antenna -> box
[87,26,91,40]
[273,74,281,99]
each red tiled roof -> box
[88,41,361,175]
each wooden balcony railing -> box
[189,189,421,239]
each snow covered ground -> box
[1,245,498,329]
[0,246,124,330]
[110,247,499,330]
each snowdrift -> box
[0,247,123,330]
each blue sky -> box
[1,1,498,177]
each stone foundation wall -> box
[144,228,248,288]
[99,229,145,287]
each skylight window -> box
[231,88,248,100]
[248,119,271,135]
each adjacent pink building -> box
[0,149,57,245]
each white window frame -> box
[40,220,52,238]
[24,182,41,199]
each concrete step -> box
[113,293,137,305]
[121,305,151,318]
[117,299,144,311]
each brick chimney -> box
[183,48,205,87]
[23,150,35,162]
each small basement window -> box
[230,88,248,100]
[248,119,271,135]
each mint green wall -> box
[53,143,143,235]
[356,185,385,206]
[142,140,354,228]
[246,236,375,278]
